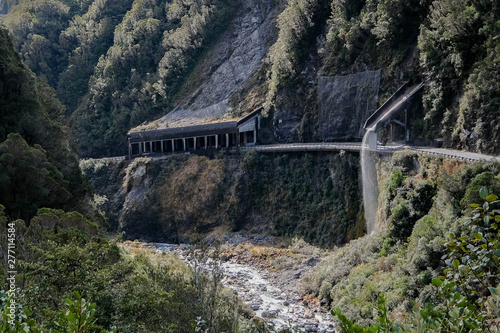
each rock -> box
[262,310,280,318]
[154,0,273,130]
[305,257,320,267]
[251,305,260,311]
[283,301,290,306]
[305,321,319,326]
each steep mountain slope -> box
[81,152,365,247]
[0,28,89,220]
[2,0,499,157]
[0,27,249,332]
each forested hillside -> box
[0,28,88,221]
[1,0,498,157]
[0,27,252,333]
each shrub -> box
[333,188,500,332]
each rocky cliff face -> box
[140,0,277,130]
[81,152,365,247]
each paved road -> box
[410,146,500,162]
[238,142,363,153]
[239,143,500,162]
[96,143,500,163]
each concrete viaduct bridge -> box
[116,82,499,164]
[105,142,500,163]
[239,143,500,163]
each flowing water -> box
[154,243,335,332]
[361,128,378,234]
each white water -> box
[154,243,335,332]
[220,262,335,332]
[361,128,378,234]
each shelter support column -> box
[128,138,131,159]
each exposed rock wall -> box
[151,0,276,129]
[81,152,365,247]
[318,70,381,141]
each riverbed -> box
[154,243,336,332]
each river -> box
[154,243,336,332]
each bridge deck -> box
[238,142,363,153]
[96,143,499,163]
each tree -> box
[0,133,71,220]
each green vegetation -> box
[1,291,117,332]
[236,151,365,246]
[2,0,240,157]
[74,0,239,157]
[2,0,499,156]
[419,0,500,153]
[266,0,330,111]
[323,0,430,76]
[0,22,257,333]
[0,211,248,332]
[1,0,500,330]
[0,28,88,222]
[302,152,500,328]
[334,188,500,332]
[266,0,499,151]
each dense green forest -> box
[1,0,239,157]
[302,152,500,331]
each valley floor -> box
[122,233,338,332]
